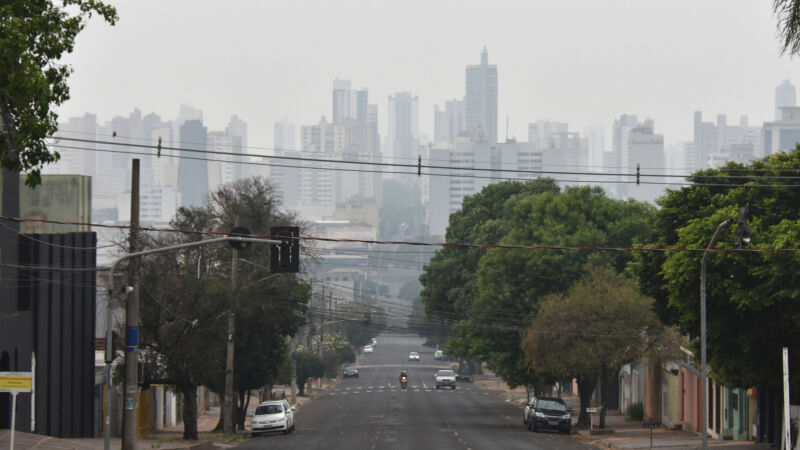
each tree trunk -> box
[212,391,224,432]
[297,379,306,396]
[240,391,251,430]
[577,376,597,427]
[599,363,609,429]
[181,384,199,440]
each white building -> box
[763,106,800,156]
[434,99,466,148]
[118,185,179,225]
[693,112,761,170]
[465,47,498,143]
[776,80,797,120]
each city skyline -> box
[56,0,800,155]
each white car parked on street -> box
[251,400,295,436]
[363,345,374,353]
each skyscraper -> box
[775,80,797,120]
[465,47,498,143]
[177,119,208,207]
[434,99,466,147]
[387,92,419,166]
[333,79,368,124]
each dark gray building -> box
[177,119,209,207]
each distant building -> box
[775,80,796,120]
[608,115,665,202]
[388,92,419,163]
[763,106,800,156]
[332,79,368,124]
[274,117,296,151]
[465,47,498,143]
[434,99,466,148]
[177,119,209,207]
[425,139,568,236]
[118,185,179,225]
[693,112,760,170]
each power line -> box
[48,136,800,187]
[4,215,800,254]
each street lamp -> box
[699,204,750,449]
[105,235,280,450]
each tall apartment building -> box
[763,106,800,156]
[388,92,419,162]
[776,80,797,120]
[693,112,761,169]
[465,47,498,143]
[434,99,466,147]
[425,139,569,236]
[333,79,368,124]
[177,119,209,208]
[607,115,664,202]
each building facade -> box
[465,47,498,144]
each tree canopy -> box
[465,185,656,388]
[523,267,664,426]
[0,0,117,186]
[138,177,310,437]
[419,179,560,349]
[632,148,800,393]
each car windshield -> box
[255,404,283,415]
[345,366,355,371]
[537,399,567,412]
[410,352,418,355]
[437,370,454,376]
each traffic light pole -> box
[106,235,280,450]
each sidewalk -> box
[573,412,770,450]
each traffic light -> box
[271,226,300,273]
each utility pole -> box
[122,159,140,450]
[782,347,790,450]
[289,336,297,405]
[224,216,239,434]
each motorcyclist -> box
[399,370,408,385]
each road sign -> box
[586,407,598,413]
[0,372,32,392]
[1,371,33,450]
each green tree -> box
[522,267,670,427]
[470,186,656,389]
[419,179,560,351]
[0,0,117,186]
[139,177,310,437]
[296,351,324,396]
[774,0,800,55]
[633,149,800,395]
[321,333,356,378]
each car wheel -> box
[527,420,532,431]
[283,428,289,435]
[531,420,538,433]
[292,424,296,431]
[452,385,456,390]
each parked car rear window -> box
[256,405,283,415]
[537,399,567,412]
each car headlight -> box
[562,413,572,420]
[535,411,545,418]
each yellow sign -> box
[0,372,33,392]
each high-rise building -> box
[274,117,296,152]
[177,119,208,207]
[776,80,797,120]
[47,113,97,178]
[763,106,800,156]
[434,99,466,148]
[388,92,419,163]
[606,116,665,202]
[226,115,247,182]
[465,47,498,143]
[693,112,761,169]
[333,79,368,124]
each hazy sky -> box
[59,0,800,151]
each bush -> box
[626,402,644,421]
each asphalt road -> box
[237,333,592,450]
